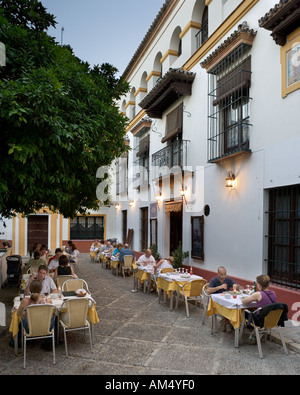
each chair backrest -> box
[24,304,56,337]
[161,268,174,274]
[63,299,89,328]
[27,263,40,274]
[187,279,207,297]
[202,282,210,298]
[56,275,74,288]
[123,255,134,268]
[264,309,283,330]
[256,303,288,329]
[62,278,89,294]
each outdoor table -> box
[135,265,154,293]
[110,256,120,275]
[157,272,203,311]
[207,293,256,348]
[10,293,99,356]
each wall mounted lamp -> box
[129,200,135,208]
[115,203,121,210]
[156,193,163,203]
[226,171,236,188]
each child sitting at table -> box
[17,280,53,333]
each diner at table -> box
[89,239,102,262]
[24,265,58,296]
[136,249,156,267]
[118,244,135,265]
[207,266,240,332]
[54,254,77,280]
[47,248,63,274]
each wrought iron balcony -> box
[151,140,189,180]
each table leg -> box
[235,328,240,348]
[14,334,18,356]
[170,291,174,311]
[211,307,214,334]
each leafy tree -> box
[0,0,129,218]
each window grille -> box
[265,184,300,290]
[70,216,104,240]
[207,43,252,162]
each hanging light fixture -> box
[226,171,235,188]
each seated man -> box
[119,244,135,265]
[207,266,239,332]
[136,249,156,267]
[25,265,57,296]
[207,266,238,295]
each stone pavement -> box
[0,254,300,376]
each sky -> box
[41,0,165,75]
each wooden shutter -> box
[161,103,183,143]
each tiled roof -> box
[200,22,257,71]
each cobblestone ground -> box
[0,254,300,375]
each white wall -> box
[116,0,300,283]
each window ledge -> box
[208,148,251,163]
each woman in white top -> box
[154,256,174,275]
[69,242,80,264]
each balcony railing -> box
[196,20,208,50]
[152,140,189,180]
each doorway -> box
[140,207,148,252]
[169,209,183,255]
[27,215,49,252]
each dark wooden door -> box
[170,210,182,255]
[122,210,127,245]
[27,215,48,251]
[140,207,148,252]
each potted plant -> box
[150,244,161,262]
[171,243,189,269]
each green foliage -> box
[0,0,130,218]
[150,244,161,262]
[171,243,189,269]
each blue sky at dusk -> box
[41,0,165,74]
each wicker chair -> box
[59,298,93,357]
[244,303,289,359]
[121,256,135,278]
[175,279,207,318]
[161,268,175,274]
[201,282,211,324]
[21,304,57,369]
[62,278,90,294]
[56,275,74,289]
[27,263,41,274]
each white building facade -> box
[115,0,300,312]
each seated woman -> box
[242,275,277,343]
[243,274,277,312]
[54,254,77,279]
[90,239,102,261]
[112,243,123,257]
[17,280,53,333]
[154,256,174,276]
[68,242,80,264]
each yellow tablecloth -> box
[157,277,200,298]
[9,305,99,339]
[135,270,150,285]
[157,277,178,297]
[207,299,243,330]
[110,260,120,270]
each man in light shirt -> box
[25,265,57,295]
[137,249,156,267]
